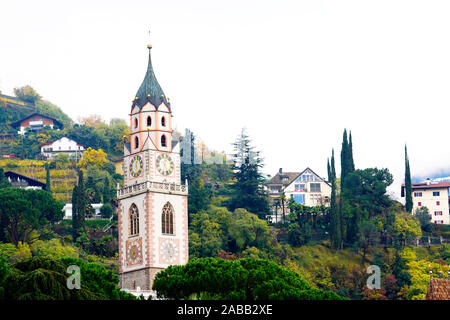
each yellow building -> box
[401,181,450,225]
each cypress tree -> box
[349,131,355,172]
[329,149,341,249]
[77,170,86,232]
[103,176,111,205]
[405,145,413,213]
[327,158,331,183]
[340,129,349,189]
[45,163,51,193]
[72,184,79,240]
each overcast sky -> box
[1,0,450,200]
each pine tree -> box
[227,128,269,219]
[405,145,413,213]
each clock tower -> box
[117,41,188,292]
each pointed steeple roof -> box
[131,44,170,111]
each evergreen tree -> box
[102,176,111,205]
[72,170,87,241]
[340,129,349,189]
[329,149,341,249]
[0,168,11,189]
[404,145,413,213]
[227,128,270,219]
[45,163,51,193]
[349,131,355,172]
[327,158,331,182]
[71,184,79,240]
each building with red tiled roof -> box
[426,278,450,300]
[401,180,450,225]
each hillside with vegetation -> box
[0,86,449,301]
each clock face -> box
[129,155,143,178]
[160,240,178,263]
[126,239,142,266]
[156,153,174,176]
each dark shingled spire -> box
[131,45,170,111]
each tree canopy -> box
[152,257,344,300]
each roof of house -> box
[131,46,170,112]
[267,171,301,187]
[426,278,450,300]
[39,137,84,148]
[267,167,330,188]
[10,112,63,129]
[401,181,450,197]
[4,171,46,190]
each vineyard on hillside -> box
[0,159,77,203]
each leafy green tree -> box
[60,257,135,299]
[393,213,422,246]
[14,85,41,104]
[189,210,223,258]
[404,145,413,213]
[0,256,135,300]
[414,206,432,232]
[100,203,114,219]
[152,257,344,300]
[0,168,11,189]
[0,188,64,245]
[188,177,213,214]
[227,209,272,253]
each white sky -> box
[1,0,450,201]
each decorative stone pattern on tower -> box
[117,43,188,293]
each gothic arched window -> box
[130,204,139,236]
[147,116,152,127]
[161,116,166,127]
[161,202,174,235]
[135,136,139,149]
[161,135,167,147]
[134,118,138,129]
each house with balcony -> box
[401,180,450,225]
[266,167,331,223]
[40,137,85,160]
[10,112,63,135]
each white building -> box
[62,203,104,219]
[266,167,331,223]
[40,137,85,160]
[402,180,450,225]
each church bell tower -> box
[117,40,189,292]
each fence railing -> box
[117,180,188,198]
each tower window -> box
[162,202,174,234]
[134,118,138,129]
[135,136,139,149]
[147,116,152,127]
[161,116,166,127]
[161,135,167,147]
[130,204,139,236]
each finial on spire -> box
[147,30,152,49]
